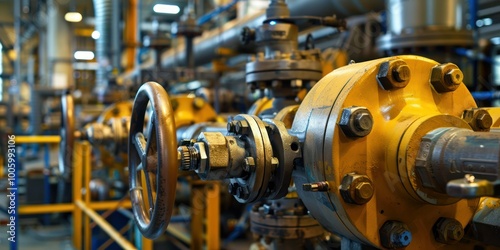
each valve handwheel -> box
[59,93,75,180]
[129,82,178,239]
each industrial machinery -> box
[243,0,345,117]
[129,55,500,249]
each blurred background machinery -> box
[1,0,500,249]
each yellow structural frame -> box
[14,136,152,250]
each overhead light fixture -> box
[153,4,180,14]
[91,30,100,40]
[65,12,83,22]
[74,51,94,60]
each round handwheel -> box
[58,93,75,180]
[129,82,178,239]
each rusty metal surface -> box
[129,81,178,239]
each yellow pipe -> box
[76,200,137,250]
[73,142,85,249]
[83,142,91,250]
[19,204,74,214]
[15,135,60,144]
[124,0,137,71]
[206,182,220,250]
[88,201,132,210]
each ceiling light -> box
[74,51,94,60]
[153,4,180,14]
[65,12,83,22]
[91,30,100,40]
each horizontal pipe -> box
[162,0,385,68]
[472,91,500,101]
[88,200,132,210]
[76,200,137,250]
[19,203,74,214]
[15,136,61,144]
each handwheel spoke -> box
[134,132,148,167]
[143,169,155,216]
[145,115,155,154]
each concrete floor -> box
[0,225,74,250]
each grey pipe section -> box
[93,0,112,95]
[162,0,385,68]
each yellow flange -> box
[97,101,134,123]
[292,55,480,249]
[171,95,218,128]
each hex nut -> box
[376,59,411,90]
[340,173,374,204]
[338,106,373,137]
[198,132,229,179]
[430,63,463,93]
[235,120,250,135]
[193,142,208,179]
[244,157,256,172]
[462,108,493,131]
[433,217,464,244]
[379,221,412,249]
[227,121,238,133]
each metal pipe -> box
[19,204,74,214]
[418,127,500,193]
[162,0,385,68]
[93,0,113,97]
[76,200,137,250]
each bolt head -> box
[444,68,464,85]
[244,157,255,172]
[235,120,249,135]
[227,121,238,133]
[433,217,464,244]
[338,106,373,137]
[394,64,411,82]
[476,112,493,130]
[431,63,463,93]
[355,182,374,201]
[376,59,411,90]
[462,108,492,131]
[379,221,412,249]
[340,173,373,204]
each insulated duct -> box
[162,0,385,68]
[93,0,112,96]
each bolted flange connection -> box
[462,108,493,131]
[338,106,373,137]
[379,221,412,249]
[376,59,411,90]
[340,173,374,205]
[430,63,464,93]
[433,217,464,244]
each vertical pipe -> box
[10,0,21,130]
[83,142,91,250]
[186,38,194,69]
[93,0,112,97]
[47,0,73,89]
[43,145,51,225]
[469,0,478,90]
[111,0,121,73]
[124,0,138,72]
[205,182,220,250]
[73,142,83,249]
